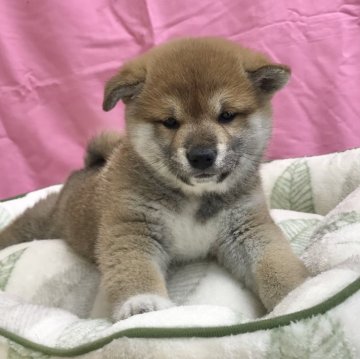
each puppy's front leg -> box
[97,225,173,321]
[217,213,309,311]
[252,228,309,310]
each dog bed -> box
[1,149,360,358]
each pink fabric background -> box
[0,0,359,198]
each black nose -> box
[186,148,217,170]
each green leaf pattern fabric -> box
[8,341,49,359]
[0,249,26,290]
[271,160,315,213]
[266,315,353,359]
[278,219,321,255]
[312,211,360,240]
[0,208,11,231]
[56,319,111,348]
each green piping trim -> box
[0,184,62,202]
[0,276,359,357]
[0,192,27,202]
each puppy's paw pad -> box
[112,294,174,321]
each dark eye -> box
[163,117,180,129]
[218,111,237,124]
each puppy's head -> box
[103,38,290,194]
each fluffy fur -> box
[0,37,308,320]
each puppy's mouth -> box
[169,149,234,186]
[193,173,215,179]
[190,171,230,184]
[191,173,216,184]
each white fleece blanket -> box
[1,149,360,358]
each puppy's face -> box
[103,38,290,193]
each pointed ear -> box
[102,59,147,111]
[247,65,291,94]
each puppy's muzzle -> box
[186,147,217,170]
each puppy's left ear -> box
[247,65,290,95]
[103,57,147,111]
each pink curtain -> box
[0,0,359,198]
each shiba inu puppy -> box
[0,37,308,321]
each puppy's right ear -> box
[102,58,147,111]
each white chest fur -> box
[163,202,220,261]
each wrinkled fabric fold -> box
[0,0,359,198]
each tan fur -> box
[0,37,308,320]
[84,131,123,168]
[0,193,59,247]
[255,237,310,310]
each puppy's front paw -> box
[112,294,174,321]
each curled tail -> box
[0,131,123,251]
[0,192,59,250]
[84,131,123,169]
